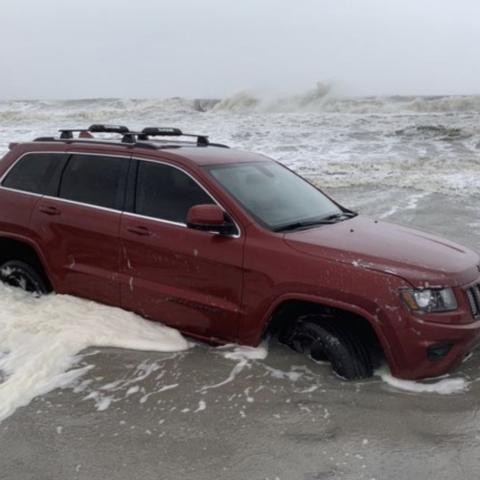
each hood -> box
[284,215,480,288]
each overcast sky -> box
[0,0,479,99]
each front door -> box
[120,160,244,342]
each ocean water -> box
[1,88,480,200]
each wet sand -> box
[1,186,480,480]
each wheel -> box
[0,260,49,295]
[285,316,374,380]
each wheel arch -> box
[259,293,395,369]
[0,233,54,291]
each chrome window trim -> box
[43,194,123,215]
[0,185,43,198]
[123,210,187,229]
[0,150,242,238]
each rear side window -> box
[135,161,214,223]
[2,153,68,195]
[59,154,128,209]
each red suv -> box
[1,125,479,380]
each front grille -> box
[466,284,480,317]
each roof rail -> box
[33,137,159,150]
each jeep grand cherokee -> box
[1,125,479,380]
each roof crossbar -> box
[59,124,129,139]
[121,127,210,147]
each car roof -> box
[18,140,270,167]
[161,144,269,166]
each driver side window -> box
[135,161,214,223]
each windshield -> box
[206,161,344,231]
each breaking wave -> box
[1,82,479,199]
[393,124,472,141]
[213,89,480,114]
[2,83,480,123]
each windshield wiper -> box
[320,211,357,222]
[273,212,358,233]
[273,219,336,233]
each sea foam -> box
[0,284,189,422]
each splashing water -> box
[0,284,189,422]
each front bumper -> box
[384,305,480,380]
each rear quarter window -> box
[1,153,68,195]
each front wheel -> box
[0,260,49,295]
[285,317,374,380]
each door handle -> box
[38,205,61,216]
[126,225,152,236]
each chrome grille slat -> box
[473,285,480,306]
[466,284,480,317]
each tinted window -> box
[59,154,127,209]
[2,153,68,195]
[136,162,214,222]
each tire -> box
[285,316,374,380]
[0,260,49,295]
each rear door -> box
[120,159,244,342]
[31,153,130,305]
[0,152,68,238]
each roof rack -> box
[59,124,129,139]
[34,125,229,150]
[122,127,213,147]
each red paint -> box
[120,213,244,341]
[0,139,479,380]
[31,198,122,306]
[187,204,225,226]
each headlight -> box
[400,288,458,313]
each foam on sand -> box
[378,368,468,394]
[0,284,189,422]
[198,344,268,392]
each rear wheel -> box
[0,260,49,295]
[284,316,374,380]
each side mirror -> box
[186,204,236,235]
